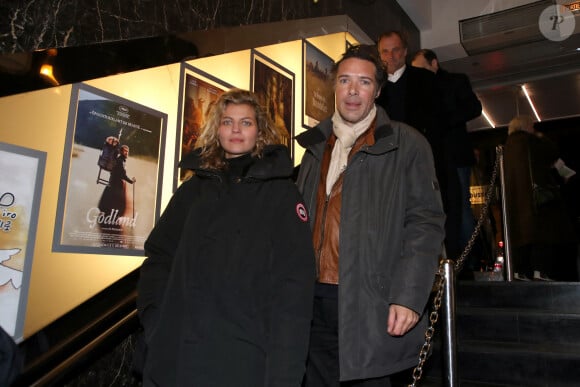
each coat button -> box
[233,177,242,183]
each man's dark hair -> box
[412,48,437,64]
[377,30,408,49]
[333,44,386,89]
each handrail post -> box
[497,145,513,282]
[442,259,458,387]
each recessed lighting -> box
[521,85,541,122]
[481,109,496,128]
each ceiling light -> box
[481,109,496,128]
[521,84,541,122]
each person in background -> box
[98,144,136,218]
[412,48,483,271]
[137,89,316,386]
[296,44,445,386]
[503,115,577,281]
[97,144,136,246]
[376,31,438,139]
[375,31,441,169]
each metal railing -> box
[407,145,503,386]
[14,269,140,386]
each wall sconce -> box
[39,48,59,86]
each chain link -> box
[407,147,502,387]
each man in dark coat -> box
[412,48,482,265]
[376,31,440,157]
[296,44,445,385]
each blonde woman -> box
[137,89,315,386]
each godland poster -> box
[53,84,166,256]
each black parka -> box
[137,145,315,386]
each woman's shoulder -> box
[250,145,294,179]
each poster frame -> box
[175,63,233,191]
[53,83,167,256]
[250,49,295,160]
[0,142,46,343]
[302,39,336,129]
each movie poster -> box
[53,83,167,256]
[251,50,295,160]
[303,40,335,128]
[175,64,231,188]
[0,142,45,342]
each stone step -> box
[456,307,580,345]
[419,281,580,386]
[456,281,580,312]
[424,338,580,386]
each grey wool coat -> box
[295,106,446,381]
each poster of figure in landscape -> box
[251,50,295,159]
[0,142,45,342]
[177,65,231,187]
[303,40,335,128]
[53,83,167,256]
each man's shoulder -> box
[407,65,435,80]
[390,119,424,136]
[295,120,331,147]
[404,66,436,94]
[372,110,418,144]
[388,119,432,148]
[375,106,420,137]
[439,69,471,84]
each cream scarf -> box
[326,105,376,194]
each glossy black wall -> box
[0,0,419,97]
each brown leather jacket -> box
[312,125,376,284]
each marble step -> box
[423,337,580,386]
[455,281,580,312]
[456,307,580,345]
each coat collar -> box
[295,106,399,159]
[178,144,294,180]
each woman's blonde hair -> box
[508,115,535,135]
[195,88,285,170]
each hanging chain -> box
[407,147,502,387]
[454,146,502,273]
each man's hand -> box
[387,304,419,336]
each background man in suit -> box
[412,48,483,267]
[376,31,446,214]
[376,31,439,147]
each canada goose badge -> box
[296,203,308,222]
